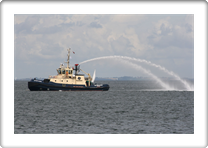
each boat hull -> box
[28,80,109,91]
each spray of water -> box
[80,58,173,90]
[116,59,174,90]
[79,55,193,91]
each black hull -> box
[28,81,109,91]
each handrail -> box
[49,75,58,78]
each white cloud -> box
[14,14,28,24]
[14,14,194,78]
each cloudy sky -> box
[14,14,194,79]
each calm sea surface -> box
[14,80,194,134]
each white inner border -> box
[1,1,207,147]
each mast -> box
[66,48,71,68]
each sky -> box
[14,14,194,79]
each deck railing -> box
[49,75,58,78]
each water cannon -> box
[74,64,80,74]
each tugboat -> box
[28,48,110,91]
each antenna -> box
[66,48,71,68]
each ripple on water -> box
[14,80,194,134]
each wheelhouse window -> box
[62,70,65,74]
[57,68,61,74]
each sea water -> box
[14,80,194,134]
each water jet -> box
[80,55,193,91]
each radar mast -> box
[66,48,71,68]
